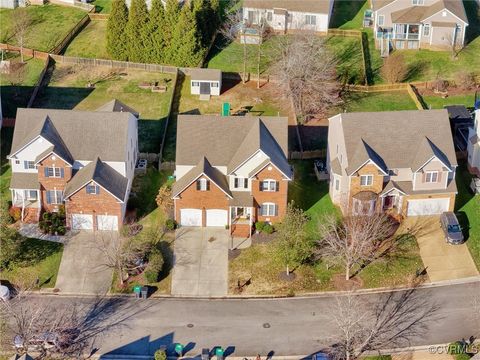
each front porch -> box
[376,23,421,50]
[229,205,254,239]
[351,190,403,218]
[11,189,42,223]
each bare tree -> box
[12,7,31,63]
[254,19,270,89]
[4,62,27,98]
[445,32,463,59]
[380,52,408,84]
[330,287,439,360]
[317,214,396,281]
[270,32,342,122]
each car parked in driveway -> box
[440,212,464,244]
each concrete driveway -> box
[403,216,479,282]
[55,231,114,295]
[171,227,229,297]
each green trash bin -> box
[175,343,184,356]
[133,285,141,298]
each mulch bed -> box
[228,248,242,260]
[278,271,297,282]
[251,232,276,245]
[331,273,363,291]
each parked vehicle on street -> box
[440,212,464,244]
[0,285,10,301]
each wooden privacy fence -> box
[407,84,427,110]
[88,13,109,20]
[27,56,51,108]
[158,70,179,164]
[327,29,362,38]
[159,161,176,171]
[289,149,326,160]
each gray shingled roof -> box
[389,0,468,24]
[172,157,232,198]
[96,99,140,118]
[189,68,222,82]
[243,0,332,14]
[64,157,128,201]
[9,173,40,189]
[10,108,132,162]
[393,178,457,195]
[176,115,291,178]
[229,191,254,207]
[336,110,457,175]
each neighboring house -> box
[242,0,334,34]
[468,108,480,176]
[190,69,222,97]
[8,103,138,231]
[445,105,473,154]
[172,115,292,238]
[0,0,25,8]
[327,109,458,217]
[371,0,469,50]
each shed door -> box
[200,82,211,95]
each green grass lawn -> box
[325,36,364,85]
[64,20,109,59]
[0,55,46,117]
[330,0,367,29]
[421,93,476,109]
[0,4,86,51]
[342,91,418,113]
[455,165,480,270]
[1,238,63,288]
[92,0,111,13]
[34,65,175,153]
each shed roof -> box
[243,0,332,14]
[189,68,222,82]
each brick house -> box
[327,109,458,218]
[370,0,469,50]
[8,102,138,231]
[172,115,292,238]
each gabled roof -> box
[175,115,290,176]
[243,0,332,14]
[96,99,139,117]
[347,139,388,175]
[371,0,396,11]
[10,108,133,162]
[189,68,222,82]
[380,180,406,196]
[331,109,457,173]
[172,157,232,198]
[64,157,128,201]
[387,0,468,24]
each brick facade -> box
[37,154,72,212]
[174,175,230,226]
[65,181,123,229]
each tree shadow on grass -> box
[329,0,366,29]
[15,238,63,267]
[138,118,166,154]
[464,0,480,44]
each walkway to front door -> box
[171,227,229,297]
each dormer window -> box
[86,184,100,194]
[360,174,373,186]
[425,171,438,183]
[234,177,248,189]
[196,178,209,191]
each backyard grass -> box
[34,64,175,153]
[342,91,418,113]
[455,164,480,270]
[1,128,14,200]
[92,0,112,13]
[421,93,476,109]
[64,20,109,59]
[330,0,367,29]
[0,55,46,117]
[1,238,63,289]
[0,4,86,51]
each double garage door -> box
[71,214,119,231]
[180,209,228,227]
[406,198,450,216]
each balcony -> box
[394,33,420,40]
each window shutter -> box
[60,168,64,178]
[437,172,442,183]
[206,180,210,191]
[234,178,238,188]
[259,181,263,191]
[46,191,51,204]
[44,167,49,177]
[275,181,279,191]
[196,180,201,190]
[274,204,278,216]
[244,178,248,188]
[96,185,100,194]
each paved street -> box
[55,231,114,294]
[14,280,480,358]
[171,227,229,296]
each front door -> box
[200,82,211,95]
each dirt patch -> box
[251,232,275,244]
[418,87,477,97]
[228,248,242,260]
[331,273,363,291]
[278,271,297,282]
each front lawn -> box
[1,238,63,289]
[0,55,46,117]
[63,20,109,59]
[0,4,86,51]
[455,165,480,270]
[34,64,175,153]
[342,91,418,112]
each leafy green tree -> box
[165,4,204,66]
[191,0,214,47]
[163,0,180,47]
[0,224,25,270]
[145,0,166,63]
[106,0,129,60]
[125,0,149,62]
[274,202,312,276]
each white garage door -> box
[97,215,119,231]
[206,209,228,227]
[72,214,93,230]
[407,198,450,216]
[180,209,202,226]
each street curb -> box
[36,275,480,300]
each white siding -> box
[10,136,52,173]
[191,80,222,96]
[232,151,269,177]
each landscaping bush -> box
[154,349,167,360]
[144,248,164,283]
[263,224,274,234]
[9,206,21,222]
[39,211,66,235]
[165,218,177,231]
[447,341,473,360]
[255,221,265,232]
[381,53,408,83]
[1,200,13,225]
[455,71,477,91]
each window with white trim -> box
[261,179,277,191]
[86,184,100,194]
[45,166,63,178]
[46,190,63,204]
[15,160,20,165]
[260,203,277,216]
[24,161,35,170]
[305,14,316,26]
[378,15,385,26]
[423,23,430,36]
[266,11,272,21]
[192,81,200,86]
[425,171,438,183]
[412,0,424,5]
[234,177,248,189]
[197,178,209,191]
[211,82,219,88]
[335,179,340,191]
[360,174,373,186]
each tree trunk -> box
[242,39,247,84]
[257,42,260,89]
[20,42,24,63]
[345,266,350,281]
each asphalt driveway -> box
[403,216,479,282]
[171,227,229,297]
[55,231,114,295]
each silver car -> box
[440,212,464,244]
